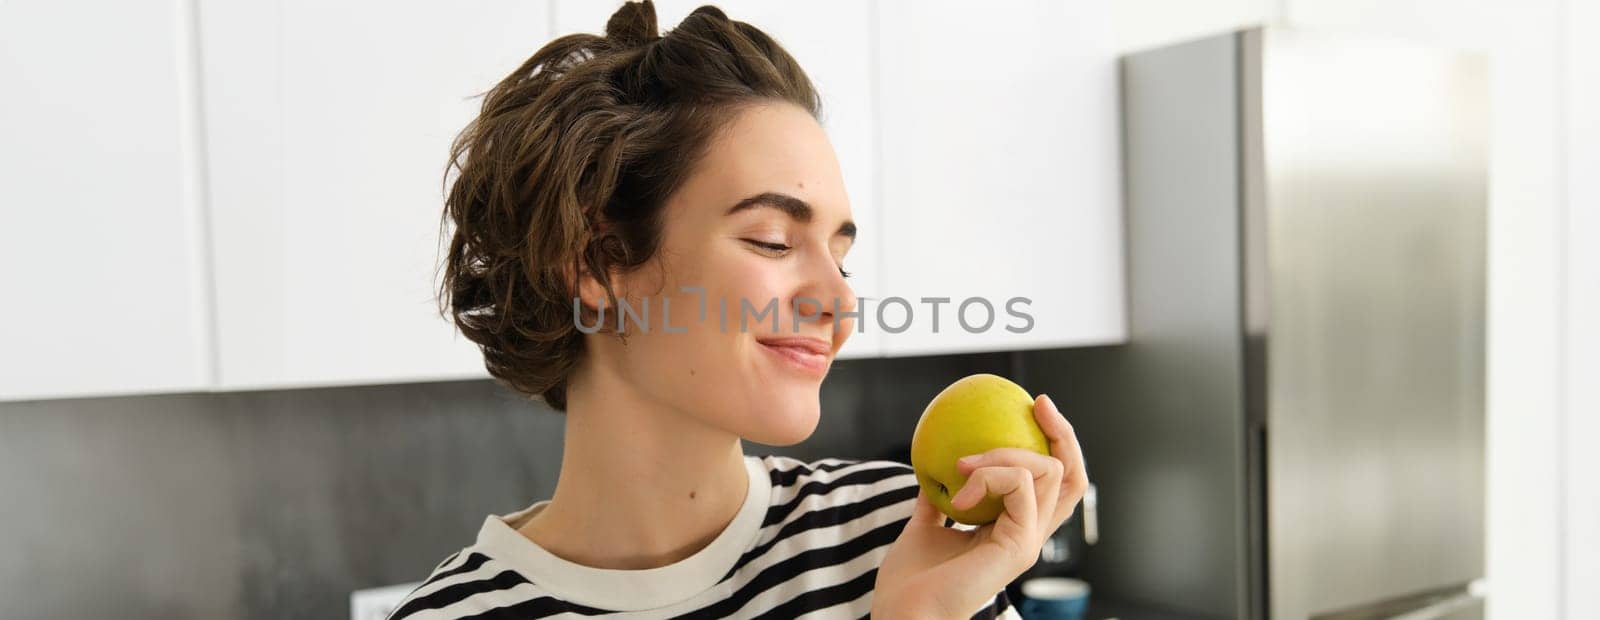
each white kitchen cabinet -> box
[198,1,551,390]
[0,1,213,401]
[3,0,1128,402]
[874,0,1126,356]
[553,0,884,358]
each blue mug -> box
[1018,577,1091,620]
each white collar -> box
[469,455,772,610]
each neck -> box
[519,358,751,570]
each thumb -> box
[907,487,945,527]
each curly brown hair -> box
[435,1,821,410]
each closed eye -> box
[742,239,792,254]
[741,238,851,279]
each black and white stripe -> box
[388,457,1018,619]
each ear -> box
[569,259,616,314]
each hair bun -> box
[605,0,659,50]
[686,5,729,22]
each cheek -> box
[629,252,823,443]
[697,249,787,322]
[632,249,779,362]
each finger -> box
[956,447,1064,483]
[950,466,1038,534]
[907,486,946,528]
[1034,393,1090,525]
[956,447,1062,528]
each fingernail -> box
[1043,394,1061,414]
[957,455,979,467]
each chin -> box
[747,402,820,447]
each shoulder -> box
[759,455,920,522]
[761,454,916,488]
[757,455,994,533]
[383,549,601,620]
[738,455,920,563]
[383,550,504,619]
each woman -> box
[391,2,1088,618]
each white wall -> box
[1561,2,1599,618]
[1114,0,1590,617]
[1112,0,1276,52]
[1475,1,1570,615]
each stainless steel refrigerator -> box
[1050,27,1488,619]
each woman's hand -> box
[871,394,1089,619]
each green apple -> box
[910,373,1050,525]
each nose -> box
[794,250,857,338]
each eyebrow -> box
[725,191,856,240]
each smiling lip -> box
[757,337,832,376]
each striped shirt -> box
[387,455,1020,619]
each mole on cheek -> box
[690,491,697,499]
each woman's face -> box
[583,102,857,446]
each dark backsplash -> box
[0,350,1077,619]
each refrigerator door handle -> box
[1082,482,1098,545]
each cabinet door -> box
[0,1,212,401]
[200,1,550,389]
[875,0,1126,356]
[553,0,884,359]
